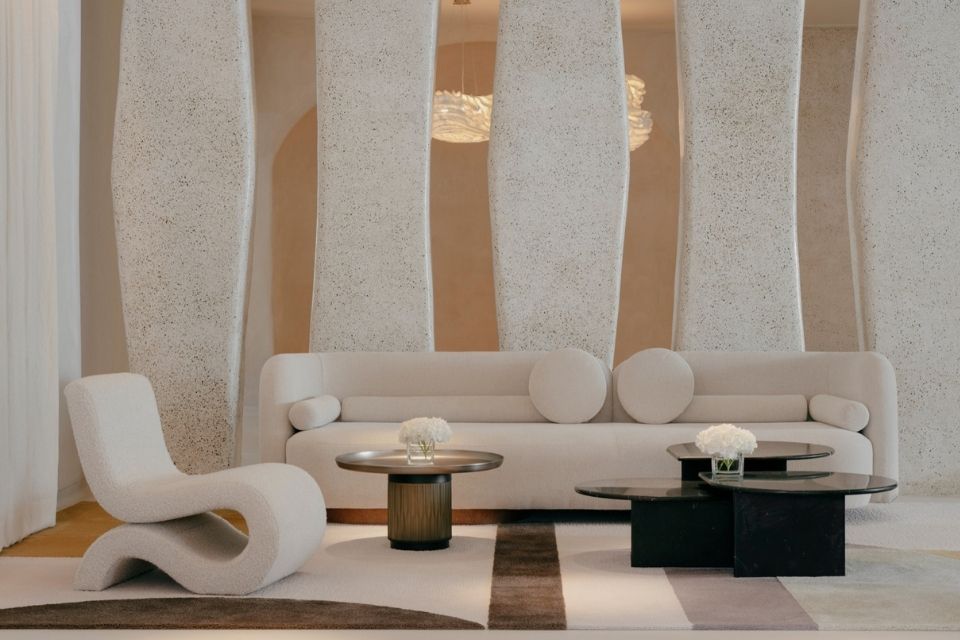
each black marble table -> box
[667,441,834,480]
[700,471,897,577]
[575,442,897,576]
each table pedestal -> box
[630,498,732,567]
[732,492,845,577]
[387,474,452,550]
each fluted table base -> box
[387,474,452,550]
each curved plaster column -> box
[673,0,805,351]
[488,0,629,367]
[112,0,254,473]
[310,0,438,352]
[848,1,960,494]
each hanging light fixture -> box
[432,0,493,143]
[431,1,653,150]
[625,74,653,150]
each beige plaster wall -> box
[269,26,854,364]
[797,28,858,351]
[79,0,127,378]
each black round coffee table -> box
[667,441,834,480]
[336,449,503,550]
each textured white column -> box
[488,0,629,366]
[112,0,255,473]
[849,1,960,495]
[311,0,438,352]
[673,0,805,351]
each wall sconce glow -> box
[432,90,493,143]
[626,74,653,150]
[431,75,652,149]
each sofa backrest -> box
[259,351,615,463]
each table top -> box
[667,441,834,462]
[575,478,717,502]
[335,449,503,475]
[699,470,898,495]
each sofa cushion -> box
[809,394,870,432]
[674,394,808,423]
[528,348,607,424]
[617,348,694,423]
[287,421,873,509]
[339,395,546,423]
[289,395,341,431]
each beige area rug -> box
[0,518,959,630]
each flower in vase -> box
[398,417,452,447]
[694,423,758,459]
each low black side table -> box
[667,441,834,480]
[575,478,732,568]
[700,471,897,577]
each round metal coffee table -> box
[336,449,503,550]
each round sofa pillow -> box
[528,348,607,424]
[617,348,694,424]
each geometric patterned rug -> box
[1,522,958,630]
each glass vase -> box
[406,441,436,465]
[711,452,744,477]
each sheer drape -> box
[0,0,61,549]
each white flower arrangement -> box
[398,417,452,447]
[694,423,758,460]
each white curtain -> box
[0,0,61,549]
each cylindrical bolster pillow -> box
[675,394,808,423]
[529,348,607,424]
[289,395,341,431]
[809,394,870,432]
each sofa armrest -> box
[259,354,327,463]
[826,352,899,502]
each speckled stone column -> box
[310,0,438,352]
[672,0,805,351]
[488,0,629,366]
[112,0,254,473]
[849,1,960,495]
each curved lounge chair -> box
[64,373,326,595]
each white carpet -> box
[845,496,960,550]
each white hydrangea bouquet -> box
[694,423,757,476]
[399,417,452,465]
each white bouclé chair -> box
[64,373,326,595]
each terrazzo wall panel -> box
[488,0,629,367]
[112,0,254,473]
[797,28,859,352]
[849,1,960,495]
[310,0,438,352]
[672,0,805,352]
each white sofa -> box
[259,351,898,510]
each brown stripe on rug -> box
[0,598,483,630]
[665,568,817,630]
[487,523,566,630]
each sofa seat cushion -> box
[286,421,872,510]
